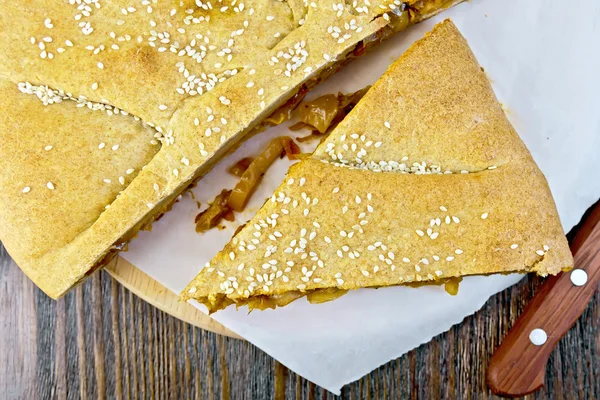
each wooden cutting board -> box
[105,256,241,339]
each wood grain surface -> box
[1,224,598,399]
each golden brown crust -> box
[183,20,573,312]
[0,1,462,298]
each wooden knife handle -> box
[487,204,600,397]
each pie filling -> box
[195,277,465,313]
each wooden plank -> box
[0,248,38,400]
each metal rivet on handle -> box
[529,328,547,346]
[570,269,588,286]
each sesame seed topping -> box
[481,212,489,219]
[46,182,55,190]
[511,244,519,249]
[22,186,31,193]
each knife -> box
[486,202,600,397]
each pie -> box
[0,0,462,298]
[182,20,573,312]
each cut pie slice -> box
[182,20,573,312]
[0,0,463,298]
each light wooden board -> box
[105,256,241,339]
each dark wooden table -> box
[1,241,598,399]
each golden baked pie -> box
[182,20,573,312]
[0,0,463,298]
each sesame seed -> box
[97,62,104,69]
[455,249,463,254]
[44,145,53,151]
[511,244,519,249]
[416,230,424,237]
[481,212,489,219]
[22,186,31,193]
[384,121,390,129]
[446,256,454,262]
[536,250,545,256]
[452,216,460,223]
[46,182,55,190]
[158,104,168,110]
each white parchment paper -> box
[124,0,600,394]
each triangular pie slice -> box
[182,20,573,312]
[0,0,463,298]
